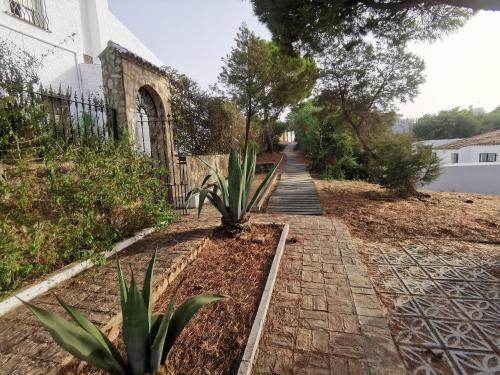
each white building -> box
[0,0,162,94]
[423,130,500,194]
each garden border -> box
[237,222,289,375]
[0,225,162,317]
[251,155,284,212]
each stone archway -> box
[99,42,175,175]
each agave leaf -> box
[161,294,223,363]
[23,301,126,375]
[196,188,210,218]
[247,162,278,211]
[142,249,157,331]
[122,273,149,375]
[57,297,126,371]
[150,297,175,373]
[242,146,256,213]
[200,174,212,188]
[185,187,201,205]
[206,191,230,219]
[116,257,128,312]
[228,149,243,222]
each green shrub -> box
[0,141,175,297]
[24,251,222,374]
[368,134,441,197]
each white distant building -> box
[423,130,500,194]
[0,0,162,94]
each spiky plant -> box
[186,145,277,234]
[23,251,222,374]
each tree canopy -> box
[218,24,317,151]
[315,36,425,155]
[251,0,498,52]
[167,67,245,154]
[413,106,500,140]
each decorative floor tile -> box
[409,253,448,266]
[383,251,417,265]
[429,320,492,351]
[376,277,409,294]
[423,266,463,281]
[449,351,500,375]
[379,294,421,316]
[453,299,500,321]
[474,322,500,350]
[469,282,500,301]
[454,267,497,282]
[365,253,388,264]
[414,297,466,320]
[403,279,443,296]
[439,255,478,268]
[391,317,441,347]
[435,281,485,300]
[394,266,429,280]
[398,345,456,375]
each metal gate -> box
[136,88,190,214]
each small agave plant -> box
[23,251,222,375]
[186,145,277,234]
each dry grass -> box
[315,179,500,244]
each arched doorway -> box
[135,86,169,170]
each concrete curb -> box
[237,223,289,375]
[251,155,284,212]
[0,225,161,317]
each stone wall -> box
[184,154,229,190]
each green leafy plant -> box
[368,133,442,197]
[23,251,222,374]
[186,145,277,234]
[0,140,176,297]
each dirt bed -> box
[315,179,500,244]
[66,224,282,375]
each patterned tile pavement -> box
[362,242,500,375]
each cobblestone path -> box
[253,214,406,375]
[0,210,218,374]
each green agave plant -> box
[186,145,277,233]
[22,251,222,375]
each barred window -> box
[9,0,49,30]
[479,153,497,162]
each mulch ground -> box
[64,223,282,375]
[315,179,500,244]
[158,223,281,375]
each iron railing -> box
[9,0,49,30]
[1,87,118,157]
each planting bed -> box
[65,223,283,375]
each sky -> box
[108,1,500,118]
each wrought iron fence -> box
[1,87,118,157]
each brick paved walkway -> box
[253,215,405,375]
[0,210,218,375]
[359,240,500,375]
[267,143,322,215]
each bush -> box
[368,134,441,197]
[0,141,175,296]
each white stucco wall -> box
[437,145,500,164]
[0,0,162,94]
[423,163,500,195]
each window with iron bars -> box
[479,153,497,162]
[9,0,49,30]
